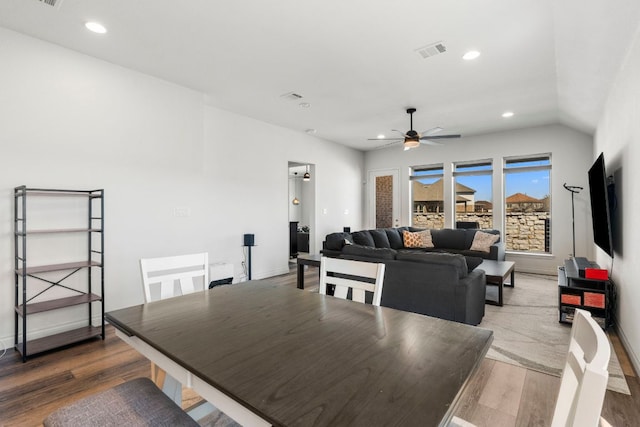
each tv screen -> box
[588,153,614,257]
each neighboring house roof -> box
[413,179,476,203]
[475,200,493,208]
[506,192,541,203]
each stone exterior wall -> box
[505,212,549,252]
[412,211,550,253]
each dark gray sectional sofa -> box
[320,227,505,325]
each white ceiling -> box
[2,0,639,151]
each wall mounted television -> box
[587,152,614,257]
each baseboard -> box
[616,324,640,377]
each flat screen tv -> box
[588,153,614,257]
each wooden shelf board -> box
[15,326,102,357]
[16,260,102,276]
[16,228,102,235]
[16,293,102,316]
[16,190,102,198]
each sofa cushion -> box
[396,251,469,278]
[402,230,434,248]
[351,230,375,247]
[470,231,500,253]
[369,229,391,248]
[465,256,484,271]
[464,229,500,248]
[384,228,404,249]
[325,232,353,251]
[342,244,397,260]
[431,229,467,250]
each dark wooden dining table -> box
[106,279,493,426]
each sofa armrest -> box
[454,269,486,325]
[489,242,505,261]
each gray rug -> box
[482,272,630,395]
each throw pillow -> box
[470,231,500,253]
[402,230,434,248]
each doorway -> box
[288,162,316,263]
[368,169,400,229]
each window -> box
[410,164,445,229]
[503,155,551,253]
[453,160,493,229]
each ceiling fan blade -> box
[419,134,461,140]
[374,140,403,149]
[391,129,409,138]
[419,127,443,136]
[367,138,403,141]
[419,139,443,146]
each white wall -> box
[0,28,364,343]
[365,124,594,274]
[594,25,640,373]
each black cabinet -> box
[558,259,614,329]
[289,221,298,258]
[297,232,309,253]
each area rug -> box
[482,272,630,395]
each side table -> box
[296,254,322,289]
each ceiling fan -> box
[369,108,461,150]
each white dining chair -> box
[449,308,611,427]
[551,308,610,427]
[319,256,385,306]
[139,253,209,408]
[140,252,209,303]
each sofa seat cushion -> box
[396,251,468,278]
[342,244,397,260]
[431,229,468,250]
[352,230,376,247]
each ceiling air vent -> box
[280,92,304,101]
[34,0,64,8]
[415,41,447,59]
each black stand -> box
[243,233,255,280]
[247,246,252,280]
[563,183,583,257]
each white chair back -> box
[319,256,385,306]
[551,309,610,427]
[140,253,209,303]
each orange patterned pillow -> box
[402,230,434,248]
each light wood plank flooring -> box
[0,267,637,426]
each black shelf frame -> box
[14,186,105,362]
[558,259,614,329]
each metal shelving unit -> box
[14,186,104,362]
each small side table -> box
[480,260,515,306]
[296,254,322,289]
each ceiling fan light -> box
[403,138,420,149]
[292,197,300,205]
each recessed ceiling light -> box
[305,129,316,134]
[377,134,385,139]
[299,102,311,108]
[462,50,481,61]
[85,22,107,34]
[502,111,515,118]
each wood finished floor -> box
[0,267,638,427]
